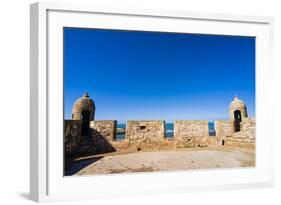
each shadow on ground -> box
[65,156,104,176]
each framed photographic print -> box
[30,2,274,202]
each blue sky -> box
[64,28,255,122]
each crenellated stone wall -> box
[224,119,256,147]
[241,119,256,143]
[81,120,117,154]
[89,121,131,151]
[215,120,234,145]
[174,120,214,148]
[215,119,256,147]
[64,118,256,157]
[90,120,117,141]
[126,121,171,151]
[75,120,132,154]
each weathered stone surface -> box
[110,139,130,151]
[64,120,82,157]
[229,95,248,121]
[69,148,255,175]
[174,120,209,148]
[241,118,256,142]
[81,120,118,154]
[215,119,255,147]
[126,121,166,151]
[225,119,255,147]
[215,120,234,138]
[64,117,256,157]
[90,120,117,141]
[64,95,256,158]
[72,92,95,120]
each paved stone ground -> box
[65,147,255,176]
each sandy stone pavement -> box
[65,148,255,176]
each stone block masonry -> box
[215,119,256,147]
[215,120,234,145]
[64,94,255,158]
[65,120,118,157]
[241,119,256,143]
[126,121,165,141]
[224,119,256,147]
[64,120,82,157]
[64,118,256,157]
[90,120,117,141]
[81,120,117,154]
[126,120,171,151]
[174,120,213,148]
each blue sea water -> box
[165,123,174,138]
[117,123,126,129]
[116,123,126,140]
[208,122,215,130]
[208,122,216,136]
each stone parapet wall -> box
[126,121,168,151]
[82,120,117,154]
[110,139,130,151]
[64,118,256,157]
[174,120,210,148]
[90,120,117,141]
[241,119,256,143]
[225,119,256,147]
[64,120,82,157]
[215,119,255,147]
[126,121,165,141]
[215,120,234,139]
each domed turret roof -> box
[229,95,246,110]
[72,92,95,112]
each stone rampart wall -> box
[90,120,117,141]
[241,119,256,143]
[215,120,234,139]
[224,119,256,147]
[125,120,174,151]
[174,120,214,148]
[83,120,117,154]
[215,119,256,147]
[64,118,256,157]
[75,120,131,154]
[64,120,82,157]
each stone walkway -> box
[65,147,255,176]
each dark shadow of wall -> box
[77,128,117,156]
[64,120,117,158]
[64,156,104,176]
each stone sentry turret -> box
[229,95,248,132]
[72,92,95,135]
[72,92,95,120]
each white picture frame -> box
[30,2,274,202]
